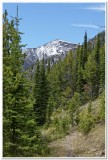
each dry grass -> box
[49,124,105,157]
[41,98,105,157]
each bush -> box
[79,102,95,134]
[51,115,70,139]
[59,117,70,135]
[99,91,105,122]
[69,92,81,126]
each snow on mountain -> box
[23,39,78,69]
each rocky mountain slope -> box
[88,30,105,49]
[23,39,78,69]
[23,31,105,71]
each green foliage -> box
[83,33,104,99]
[33,60,41,124]
[76,64,83,93]
[58,117,70,136]
[51,115,70,139]
[79,102,95,134]
[3,9,105,156]
[62,86,72,99]
[46,95,54,127]
[94,34,101,96]
[72,45,81,92]
[99,91,105,122]
[46,58,51,75]
[3,10,48,157]
[81,91,91,104]
[83,53,97,99]
[83,31,88,69]
[69,92,81,126]
[99,45,105,90]
[33,57,49,126]
[3,10,29,156]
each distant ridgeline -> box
[23,40,78,70]
[23,31,105,71]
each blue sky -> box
[3,3,105,48]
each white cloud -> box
[71,23,100,29]
[84,4,105,12]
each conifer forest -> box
[3,9,105,157]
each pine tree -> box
[33,60,41,125]
[79,102,95,134]
[46,95,54,127]
[40,57,49,124]
[83,31,88,69]
[83,52,97,99]
[69,92,81,126]
[76,45,84,93]
[72,45,80,92]
[3,10,48,156]
[46,58,51,75]
[99,91,105,122]
[3,10,10,65]
[73,44,84,94]
[66,50,74,94]
[3,11,31,156]
[83,33,105,99]
[76,64,83,93]
[94,34,101,96]
[33,57,49,126]
[99,45,105,90]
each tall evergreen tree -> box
[76,64,83,93]
[46,58,51,75]
[33,57,49,126]
[72,45,80,92]
[69,92,81,126]
[66,50,74,94]
[94,34,101,96]
[99,45,105,90]
[40,57,49,124]
[76,46,84,93]
[33,60,41,124]
[3,10,48,156]
[83,31,88,69]
[83,52,97,99]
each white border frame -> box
[0,1,107,160]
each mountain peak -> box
[44,39,77,45]
[23,40,78,69]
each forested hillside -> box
[3,10,105,157]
